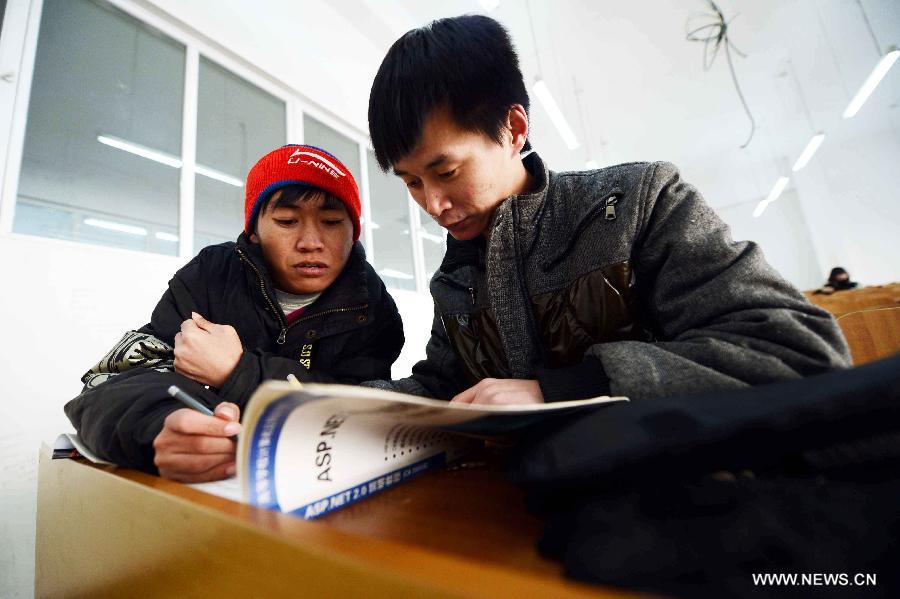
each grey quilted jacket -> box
[368,152,850,401]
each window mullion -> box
[359,144,375,262]
[178,45,199,259]
[0,0,44,235]
[409,194,427,294]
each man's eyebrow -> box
[392,154,449,177]
[425,154,449,170]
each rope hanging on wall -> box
[686,0,756,149]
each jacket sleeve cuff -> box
[217,350,261,409]
[535,356,611,403]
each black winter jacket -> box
[65,235,404,472]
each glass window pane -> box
[194,57,285,248]
[366,151,416,291]
[303,115,371,253]
[420,217,447,281]
[303,115,361,182]
[14,0,184,255]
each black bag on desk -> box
[509,355,900,599]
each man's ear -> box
[507,104,529,155]
[249,231,260,244]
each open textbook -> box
[54,382,627,519]
[233,381,627,519]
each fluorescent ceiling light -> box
[360,217,381,230]
[419,230,445,243]
[766,176,790,204]
[752,200,770,218]
[196,164,243,187]
[84,217,148,236]
[842,46,899,119]
[155,232,179,242]
[585,160,600,169]
[97,134,182,168]
[378,268,415,280]
[791,133,826,172]
[98,134,246,187]
[753,176,790,218]
[532,79,580,150]
[478,0,500,11]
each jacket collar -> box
[490,151,552,237]
[440,152,551,273]
[234,233,370,313]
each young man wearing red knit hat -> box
[65,145,405,482]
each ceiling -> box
[333,0,900,209]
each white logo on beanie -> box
[287,149,346,179]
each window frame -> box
[0,0,433,293]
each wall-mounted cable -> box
[686,0,756,149]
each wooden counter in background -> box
[804,282,899,318]
[805,283,900,365]
[35,448,650,598]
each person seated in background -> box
[362,15,850,406]
[815,266,859,295]
[65,145,404,482]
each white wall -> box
[0,234,180,596]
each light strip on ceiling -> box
[419,230,445,244]
[97,134,182,168]
[378,268,415,280]
[842,46,899,119]
[195,164,244,188]
[791,133,826,172]
[533,79,580,150]
[83,217,148,236]
[99,134,244,187]
[753,176,790,218]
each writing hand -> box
[153,402,241,482]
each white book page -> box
[268,398,474,513]
[237,381,629,517]
[53,433,113,465]
[187,476,242,502]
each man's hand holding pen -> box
[153,400,242,482]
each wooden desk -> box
[35,448,647,598]
[805,282,900,317]
[837,307,900,365]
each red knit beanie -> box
[244,144,361,241]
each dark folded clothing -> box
[537,469,899,599]
[511,355,900,493]
[508,355,900,598]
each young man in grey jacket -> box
[365,15,850,405]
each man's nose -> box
[424,186,450,219]
[296,227,325,251]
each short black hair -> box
[368,14,530,171]
[253,185,344,233]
